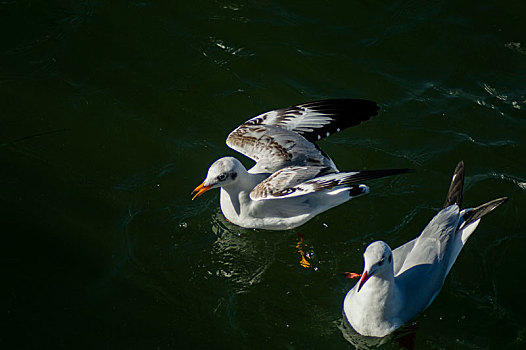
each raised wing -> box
[250,167,412,200]
[397,205,461,275]
[444,197,508,276]
[395,161,466,275]
[393,162,508,321]
[392,206,463,320]
[240,99,380,142]
[226,124,335,174]
[443,161,464,208]
[461,197,508,229]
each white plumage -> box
[192,99,411,230]
[343,161,507,337]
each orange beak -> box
[191,182,212,200]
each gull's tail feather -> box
[444,161,465,208]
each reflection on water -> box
[339,316,418,350]
[208,210,281,294]
[296,233,312,268]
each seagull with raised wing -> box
[191,99,411,230]
[343,161,508,337]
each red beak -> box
[191,182,212,200]
[357,270,371,292]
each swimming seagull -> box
[343,161,508,337]
[191,99,412,230]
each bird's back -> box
[393,205,463,321]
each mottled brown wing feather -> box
[226,124,333,174]
[250,166,330,200]
[250,168,412,200]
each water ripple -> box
[505,42,526,56]
[207,212,282,294]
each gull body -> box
[211,157,364,230]
[343,161,508,337]
[192,99,411,230]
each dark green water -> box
[2,1,525,349]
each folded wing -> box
[250,167,412,200]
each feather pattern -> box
[194,98,412,230]
[226,124,335,174]
[226,99,380,174]
[250,166,333,200]
[250,168,412,200]
[240,99,380,142]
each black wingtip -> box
[444,161,465,208]
[300,99,381,142]
[463,197,508,226]
[348,185,367,197]
[338,168,414,186]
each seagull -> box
[343,161,508,337]
[191,99,411,230]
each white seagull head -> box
[358,241,394,292]
[192,157,245,200]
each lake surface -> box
[2,1,525,349]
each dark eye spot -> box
[388,254,392,263]
[378,259,384,266]
[231,172,237,180]
[217,174,226,181]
